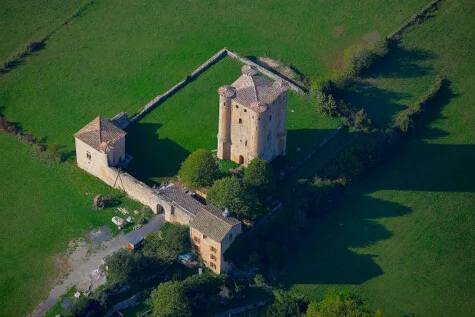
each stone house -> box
[217,65,288,166]
[75,116,242,274]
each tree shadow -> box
[279,195,412,285]
[124,122,190,186]
[0,41,47,75]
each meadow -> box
[282,1,475,316]
[125,57,341,184]
[0,0,471,316]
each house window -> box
[239,118,242,124]
[210,262,217,269]
[269,115,272,121]
[235,105,239,109]
[210,254,217,261]
[244,109,247,112]
[194,236,201,244]
[210,246,217,253]
[86,151,92,160]
[245,140,248,146]
[229,234,233,241]
[203,234,207,240]
[170,205,175,215]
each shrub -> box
[243,158,276,196]
[142,222,190,263]
[266,291,306,317]
[151,281,192,317]
[47,143,62,162]
[179,149,220,189]
[254,274,265,285]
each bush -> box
[151,281,192,317]
[243,158,276,196]
[254,274,265,286]
[266,291,306,317]
[306,290,385,317]
[47,143,62,162]
[70,297,100,317]
[207,176,261,220]
[179,149,220,189]
[106,249,157,285]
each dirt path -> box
[31,214,165,317]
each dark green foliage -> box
[70,297,100,317]
[207,176,261,220]
[243,158,276,196]
[341,39,390,81]
[393,76,446,133]
[182,273,226,313]
[266,291,306,317]
[254,273,265,285]
[151,281,192,317]
[105,249,157,285]
[142,222,191,263]
[306,291,385,317]
[179,149,220,189]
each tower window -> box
[244,109,247,112]
[269,115,272,121]
[239,118,242,124]
[245,140,248,146]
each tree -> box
[306,291,385,317]
[179,149,220,189]
[266,291,306,317]
[243,158,276,196]
[106,249,152,285]
[151,281,192,317]
[207,176,261,220]
[143,223,190,263]
[254,273,265,286]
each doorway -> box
[238,155,244,165]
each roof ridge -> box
[251,75,259,106]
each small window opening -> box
[244,109,247,112]
[269,115,272,121]
[171,205,175,215]
[235,105,239,109]
[239,118,242,124]
[86,151,92,160]
[203,234,207,239]
[245,140,248,146]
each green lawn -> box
[0,0,89,61]
[0,133,141,317]
[282,1,475,316]
[125,57,341,184]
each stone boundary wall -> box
[130,48,305,124]
[243,200,282,238]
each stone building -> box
[74,116,126,175]
[75,116,242,274]
[217,65,288,166]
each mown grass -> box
[282,1,475,316]
[0,133,141,317]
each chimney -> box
[222,208,230,217]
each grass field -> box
[125,57,341,184]
[0,133,141,317]
[282,1,475,316]
[1,0,468,316]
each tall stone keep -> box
[217,65,288,166]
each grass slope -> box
[285,1,475,316]
[0,133,140,317]
[0,0,428,151]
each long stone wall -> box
[130,48,304,124]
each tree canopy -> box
[142,222,190,263]
[179,149,220,189]
[207,176,260,220]
[266,291,306,317]
[243,158,276,196]
[105,249,154,285]
[306,291,385,317]
[151,281,192,317]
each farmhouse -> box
[74,116,242,274]
[217,65,288,166]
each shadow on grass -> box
[124,122,190,186]
[334,45,437,129]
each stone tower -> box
[217,65,288,166]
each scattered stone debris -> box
[76,269,107,294]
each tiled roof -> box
[74,116,126,152]
[157,185,204,217]
[228,65,288,112]
[190,204,240,242]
